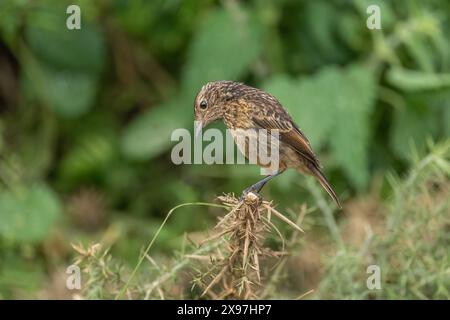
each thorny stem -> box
[117,202,227,299]
[199,192,304,299]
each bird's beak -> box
[194,121,203,139]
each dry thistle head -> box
[195,192,303,299]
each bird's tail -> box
[307,164,342,209]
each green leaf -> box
[301,1,348,66]
[263,68,342,147]
[264,65,376,189]
[387,68,450,91]
[181,8,262,94]
[59,133,117,184]
[444,106,450,137]
[0,0,25,46]
[0,257,45,296]
[43,69,98,117]
[0,184,62,244]
[355,0,396,29]
[404,33,435,72]
[121,97,188,160]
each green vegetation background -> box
[0,0,448,299]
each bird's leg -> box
[241,171,282,200]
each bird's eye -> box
[200,100,208,109]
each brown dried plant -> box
[193,192,304,299]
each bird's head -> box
[194,81,243,137]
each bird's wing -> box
[252,114,320,167]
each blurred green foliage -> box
[0,0,449,298]
[316,141,450,299]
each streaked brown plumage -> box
[194,80,342,209]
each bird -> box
[193,80,342,209]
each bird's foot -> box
[239,187,262,205]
